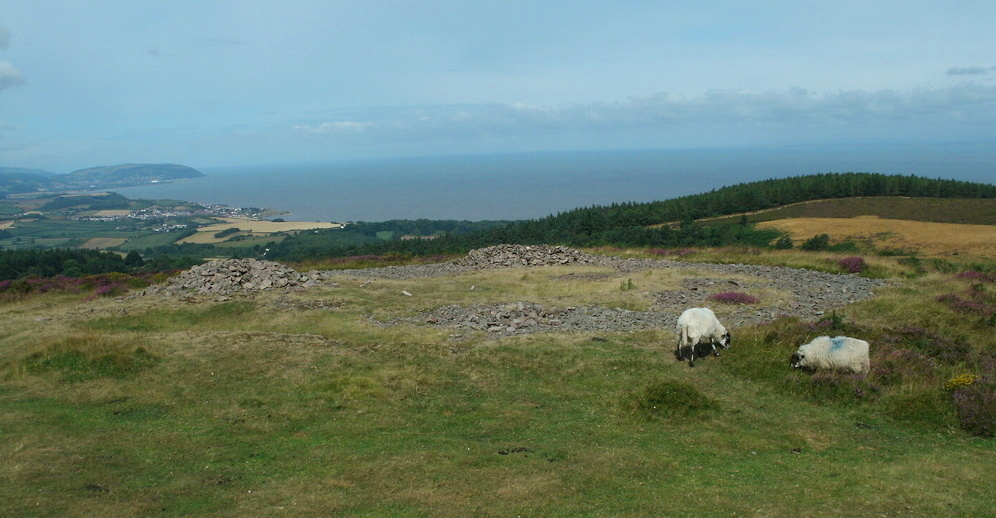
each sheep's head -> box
[721,332,732,349]
[790,344,808,368]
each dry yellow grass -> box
[758,217,996,257]
[178,217,341,244]
[81,237,128,249]
[0,220,13,229]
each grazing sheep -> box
[675,307,731,367]
[790,336,870,375]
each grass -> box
[1,248,994,516]
[707,197,996,226]
[757,217,996,259]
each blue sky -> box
[1,1,994,172]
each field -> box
[177,218,341,245]
[1,244,994,516]
[707,197,996,226]
[81,237,129,249]
[758,217,996,258]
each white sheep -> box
[790,336,870,375]
[675,307,731,367]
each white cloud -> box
[0,61,24,91]
[290,83,996,149]
[0,26,22,92]
[294,121,376,134]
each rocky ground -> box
[138,245,885,337]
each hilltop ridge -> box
[0,163,203,195]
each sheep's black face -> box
[721,332,732,349]
[790,352,804,368]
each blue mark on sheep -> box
[830,337,845,353]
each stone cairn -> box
[454,244,598,269]
[137,258,332,298]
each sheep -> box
[675,307,731,367]
[790,336,870,375]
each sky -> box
[1,1,995,172]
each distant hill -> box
[64,163,203,186]
[0,168,58,195]
[0,163,203,195]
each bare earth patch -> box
[758,217,996,257]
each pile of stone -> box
[394,301,678,336]
[137,259,333,297]
[454,244,598,269]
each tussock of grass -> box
[10,332,157,383]
[623,379,720,420]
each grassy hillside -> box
[1,248,993,516]
[705,197,996,226]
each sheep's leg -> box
[711,341,721,357]
[688,347,696,367]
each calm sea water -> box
[111,146,995,222]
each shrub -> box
[879,326,972,365]
[837,256,866,274]
[955,270,996,282]
[946,374,981,392]
[951,382,996,437]
[708,291,759,305]
[873,345,937,385]
[795,371,878,405]
[773,236,793,249]
[801,233,831,251]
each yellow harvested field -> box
[758,217,996,257]
[82,237,128,249]
[178,217,340,244]
[93,210,132,217]
[0,220,13,229]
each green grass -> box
[1,250,994,517]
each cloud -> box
[0,61,23,91]
[0,26,23,92]
[947,66,996,76]
[294,121,376,134]
[292,83,996,148]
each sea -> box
[110,146,996,223]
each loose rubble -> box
[136,244,884,336]
[136,259,336,298]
